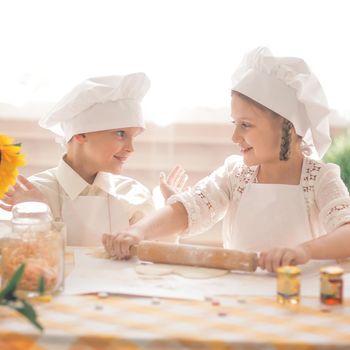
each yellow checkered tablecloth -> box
[1,293,350,349]
[1,248,350,349]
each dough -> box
[173,265,228,279]
[135,264,173,276]
[87,247,110,259]
[135,263,228,279]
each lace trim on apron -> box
[232,157,322,220]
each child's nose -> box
[124,139,134,153]
[231,127,242,144]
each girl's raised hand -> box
[258,245,311,273]
[159,165,188,201]
[0,175,48,211]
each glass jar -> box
[0,221,11,254]
[276,265,301,305]
[320,266,343,305]
[1,201,65,297]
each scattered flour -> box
[135,263,228,279]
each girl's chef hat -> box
[231,47,333,158]
[40,72,150,143]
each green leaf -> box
[9,300,43,331]
[0,263,25,301]
[38,276,46,295]
[0,263,44,331]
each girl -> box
[1,73,187,246]
[103,48,350,272]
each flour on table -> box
[135,263,228,279]
[172,265,228,279]
[135,264,173,276]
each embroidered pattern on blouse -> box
[194,186,216,221]
[326,202,350,233]
[303,159,321,193]
[233,163,256,198]
[327,204,350,216]
[302,158,350,233]
[195,190,213,210]
[302,158,322,210]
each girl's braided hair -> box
[231,91,294,161]
[279,119,293,161]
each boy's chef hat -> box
[40,72,150,143]
[231,47,333,158]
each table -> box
[1,247,350,349]
[1,294,350,349]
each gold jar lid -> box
[277,265,301,275]
[320,266,344,276]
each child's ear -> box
[73,134,87,143]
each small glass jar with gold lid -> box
[276,265,301,305]
[320,266,343,305]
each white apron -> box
[228,183,312,252]
[62,195,130,246]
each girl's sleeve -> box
[316,163,350,232]
[167,155,241,236]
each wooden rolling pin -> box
[130,241,258,272]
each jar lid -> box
[320,266,344,276]
[12,201,52,225]
[276,265,301,275]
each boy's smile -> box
[113,155,129,164]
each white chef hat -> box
[231,47,333,158]
[40,72,150,143]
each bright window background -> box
[1,0,350,126]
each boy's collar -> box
[56,158,116,199]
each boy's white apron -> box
[226,183,312,252]
[62,195,129,246]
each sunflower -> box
[0,134,26,199]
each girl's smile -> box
[239,146,253,154]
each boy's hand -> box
[102,229,144,260]
[159,165,188,200]
[258,245,311,273]
[0,175,48,211]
